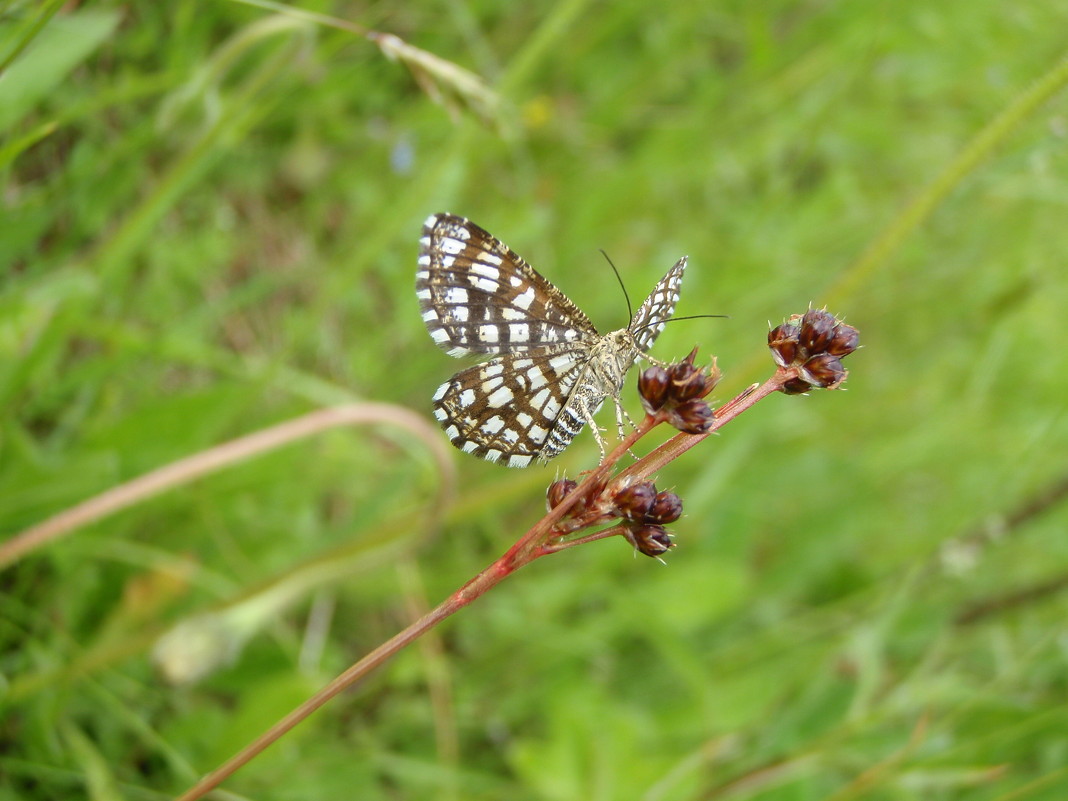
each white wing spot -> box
[526,365,548,390]
[441,237,466,255]
[501,307,526,321]
[443,287,468,304]
[481,416,505,435]
[542,395,562,420]
[487,386,514,408]
[471,263,500,282]
[513,288,535,310]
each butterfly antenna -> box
[600,249,633,321]
[632,314,730,335]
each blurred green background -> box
[3,1,1068,799]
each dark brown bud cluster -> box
[623,525,674,558]
[638,348,721,434]
[614,479,682,558]
[768,309,858,394]
[545,476,684,558]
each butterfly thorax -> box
[537,329,641,461]
[585,329,642,395]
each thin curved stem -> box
[1,404,455,570]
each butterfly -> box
[417,213,686,467]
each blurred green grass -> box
[3,1,1068,799]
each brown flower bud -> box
[799,308,838,354]
[768,322,801,367]
[781,377,811,395]
[800,353,847,389]
[671,398,715,434]
[668,361,707,401]
[614,481,657,520]
[546,478,578,511]
[768,322,800,345]
[646,490,683,524]
[827,323,859,357]
[638,365,671,413]
[625,524,674,558]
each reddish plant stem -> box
[544,523,630,553]
[616,370,789,482]
[175,372,781,800]
[176,373,786,798]
[176,417,658,801]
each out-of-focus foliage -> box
[3,1,1068,799]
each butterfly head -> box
[604,328,642,372]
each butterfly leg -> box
[611,397,642,462]
[575,397,608,462]
[613,397,639,435]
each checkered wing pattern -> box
[417,213,688,467]
[430,346,587,468]
[416,214,597,357]
[628,256,687,353]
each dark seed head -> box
[614,481,658,520]
[546,478,578,511]
[671,398,715,434]
[638,365,671,413]
[625,524,674,558]
[827,323,859,357]
[768,322,800,346]
[669,360,708,402]
[770,338,799,368]
[646,490,683,524]
[800,353,847,389]
[768,321,802,367]
[799,308,838,354]
[781,377,812,395]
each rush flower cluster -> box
[768,308,858,394]
[637,348,720,434]
[546,475,684,558]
